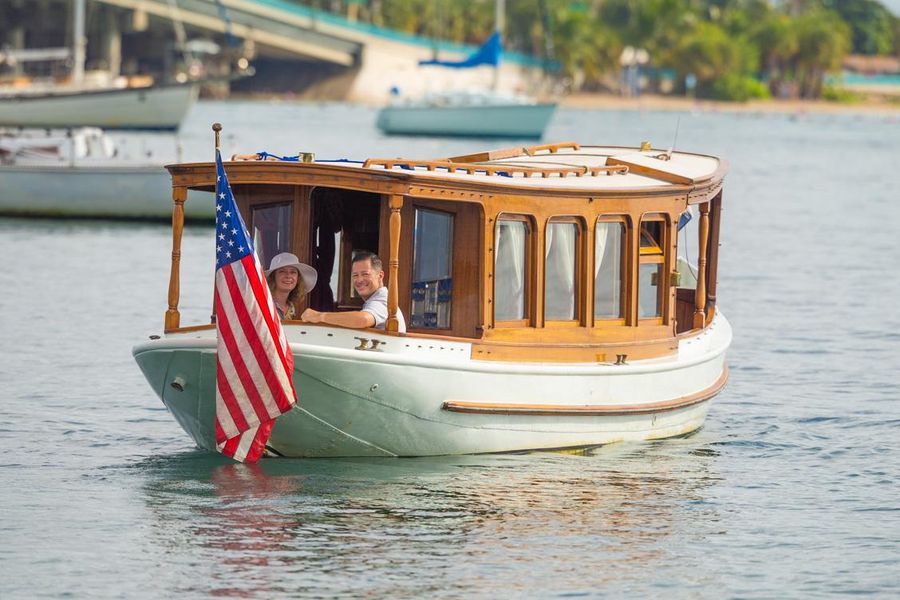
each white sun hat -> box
[266,252,317,293]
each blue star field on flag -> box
[215,150,254,270]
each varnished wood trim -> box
[165,186,187,331]
[605,157,694,185]
[166,161,725,202]
[471,337,677,363]
[442,366,728,416]
[447,141,581,163]
[706,192,723,313]
[164,323,215,334]
[694,201,710,329]
[386,194,403,333]
[363,158,626,179]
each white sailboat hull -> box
[133,313,731,457]
[377,103,556,138]
[0,165,212,220]
[0,84,198,130]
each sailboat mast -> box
[492,0,504,92]
[72,0,86,85]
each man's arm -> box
[301,308,376,329]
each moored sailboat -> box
[0,82,198,131]
[376,0,556,139]
[0,0,198,131]
[0,127,210,220]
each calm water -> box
[1,102,899,598]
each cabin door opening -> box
[309,187,381,312]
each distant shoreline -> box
[226,90,900,116]
[561,92,900,116]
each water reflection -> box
[135,439,721,597]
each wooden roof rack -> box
[362,158,628,179]
[446,141,581,164]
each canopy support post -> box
[693,201,710,329]
[386,194,403,333]
[165,186,187,331]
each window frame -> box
[593,216,628,326]
[638,214,669,323]
[493,213,534,328]
[543,216,584,327]
[410,205,456,331]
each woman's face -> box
[274,266,299,294]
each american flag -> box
[213,150,296,462]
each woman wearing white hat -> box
[265,252,317,320]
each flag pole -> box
[211,122,222,324]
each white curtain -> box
[595,223,610,278]
[594,222,622,318]
[545,222,576,319]
[495,220,525,320]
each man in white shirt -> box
[301,252,406,333]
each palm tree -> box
[792,8,851,98]
[752,13,800,97]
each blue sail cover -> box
[419,31,502,68]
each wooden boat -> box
[132,138,730,457]
[0,128,211,220]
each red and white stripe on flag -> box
[214,253,296,463]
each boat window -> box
[639,263,664,317]
[495,218,530,322]
[251,203,292,269]
[411,208,453,329]
[639,217,667,319]
[640,222,663,255]
[595,220,625,319]
[545,220,579,321]
[310,187,381,311]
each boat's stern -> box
[132,334,218,451]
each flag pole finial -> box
[212,122,222,151]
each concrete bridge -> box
[2,0,552,102]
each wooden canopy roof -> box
[167,142,727,203]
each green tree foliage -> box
[793,8,852,98]
[542,2,622,89]
[821,0,895,55]
[664,20,762,99]
[290,0,894,101]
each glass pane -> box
[594,222,624,319]
[639,263,663,318]
[411,208,453,329]
[545,222,577,320]
[641,221,662,252]
[251,203,292,270]
[495,220,527,321]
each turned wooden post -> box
[706,193,723,314]
[386,194,403,333]
[165,186,187,330]
[693,201,710,329]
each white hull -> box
[377,103,556,138]
[133,313,731,457]
[0,165,213,220]
[0,84,198,130]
